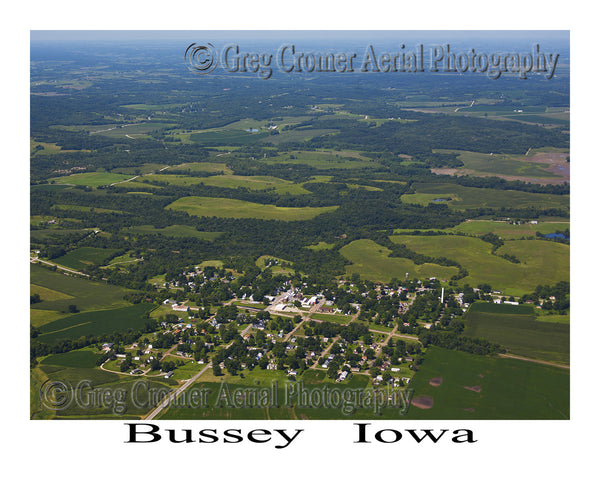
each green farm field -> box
[32,364,175,419]
[123,224,222,240]
[166,196,338,221]
[262,150,378,170]
[53,247,120,271]
[390,235,569,296]
[48,172,134,187]
[159,368,406,420]
[433,150,562,178]
[340,239,458,283]
[52,204,123,214]
[190,129,269,145]
[30,263,134,316]
[167,162,233,174]
[464,302,569,364]
[402,183,569,210]
[137,174,310,195]
[40,348,104,369]
[449,219,570,239]
[405,347,569,419]
[36,303,156,345]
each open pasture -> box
[340,239,458,283]
[262,151,377,170]
[138,174,310,195]
[450,219,570,239]
[402,182,569,211]
[166,196,338,221]
[124,225,222,240]
[49,172,134,187]
[390,235,569,296]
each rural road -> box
[498,353,570,370]
[30,257,89,277]
[143,323,253,420]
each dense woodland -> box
[31,39,569,301]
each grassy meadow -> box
[340,239,458,283]
[166,196,338,221]
[390,235,569,296]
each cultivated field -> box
[123,225,222,240]
[48,172,134,187]
[405,347,569,419]
[261,150,377,170]
[449,219,570,239]
[36,303,156,345]
[137,174,310,195]
[340,239,458,283]
[402,183,570,210]
[464,302,569,364]
[166,196,338,221]
[390,235,569,295]
[30,264,134,321]
[53,247,120,271]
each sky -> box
[30,30,569,43]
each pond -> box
[545,233,569,240]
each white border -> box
[6,1,598,478]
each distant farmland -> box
[390,235,569,296]
[48,172,133,187]
[402,182,569,210]
[123,224,222,240]
[190,129,269,145]
[340,239,458,283]
[136,174,310,195]
[166,196,338,221]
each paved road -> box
[30,257,89,277]
[143,324,253,420]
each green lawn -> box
[166,196,338,221]
[310,312,353,324]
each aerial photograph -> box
[30,30,570,421]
